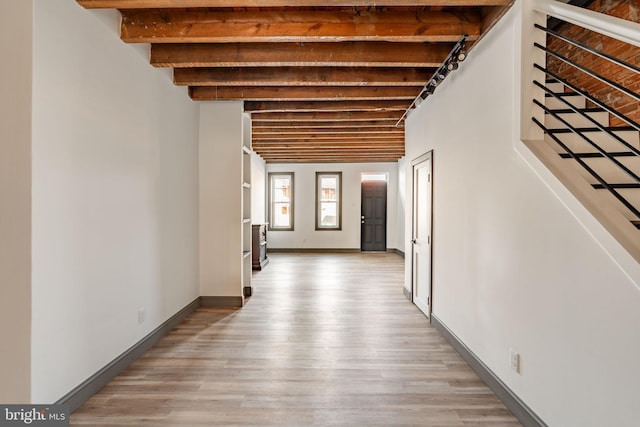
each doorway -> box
[361,179,387,251]
[411,152,433,317]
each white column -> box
[199,102,244,299]
[0,0,33,403]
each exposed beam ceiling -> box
[151,42,452,68]
[120,9,482,43]
[77,0,514,163]
[173,67,435,87]
[79,0,513,8]
[189,86,422,101]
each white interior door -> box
[412,154,432,317]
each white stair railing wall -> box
[517,0,640,284]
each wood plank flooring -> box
[71,253,521,426]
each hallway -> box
[71,253,520,426]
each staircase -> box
[518,0,640,263]
[522,78,640,263]
[539,81,640,232]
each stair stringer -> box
[516,138,640,286]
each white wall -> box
[267,163,399,249]
[199,102,244,297]
[251,152,267,224]
[404,2,640,426]
[0,0,32,404]
[396,157,406,253]
[31,0,200,403]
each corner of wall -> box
[0,0,32,403]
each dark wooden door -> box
[361,181,387,251]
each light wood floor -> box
[72,252,521,426]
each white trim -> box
[361,172,388,182]
[533,0,640,48]
[316,172,342,230]
[268,172,294,231]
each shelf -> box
[243,218,251,224]
[242,251,251,259]
[242,146,252,155]
[242,182,251,189]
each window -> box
[268,172,294,231]
[361,173,387,182]
[316,172,342,230]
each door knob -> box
[411,239,417,244]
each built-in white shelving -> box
[241,113,253,297]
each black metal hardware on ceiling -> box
[396,35,468,128]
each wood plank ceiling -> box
[77,0,513,163]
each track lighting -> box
[395,35,468,128]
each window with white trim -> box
[316,172,342,230]
[268,172,294,231]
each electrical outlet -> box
[510,348,520,373]
[137,308,145,324]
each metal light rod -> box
[396,35,468,128]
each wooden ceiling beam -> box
[254,146,405,152]
[151,42,451,68]
[258,148,405,157]
[79,0,513,8]
[257,146,403,150]
[253,120,400,128]
[245,100,410,113]
[262,155,404,160]
[253,133,403,140]
[257,154,405,160]
[174,67,433,87]
[256,150,406,156]
[121,9,482,43]
[253,140,404,146]
[265,159,401,163]
[189,86,420,101]
[264,159,401,163]
[253,134,404,146]
[250,111,403,122]
[253,126,403,134]
[264,154,402,163]
[261,151,403,155]
[252,138,404,148]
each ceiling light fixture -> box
[396,35,468,128]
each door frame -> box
[411,151,434,318]
[360,180,388,252]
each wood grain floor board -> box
[71,253,521,426]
